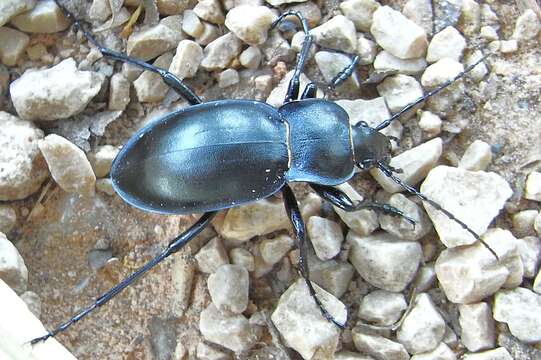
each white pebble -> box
[356,35,377,65]
[208,264,249,314]
[0,232,28,294]
[0,27,29,66]
[229,248,254,272]
[379,193,433,241]
[462,348,513,360]
[411,342,456,360]
[426,26,466,63]
[134,53,173,103]
[458,140,492,171]
[258,234,294,267]
[403,0,433,36]
[512,210,539,238]
[195,237,229,273]
[516,236,541,279]
[193,0,225,24]
[499,39,518,54]
[201,33,243,71]
[307,216,343,260]
[310,15,357,53]
[352,330,409,360]
[465,50,489,82]
[239,46,261,69]
[182,9,204,37]
[524,171,541,201]
[358,290,407,326]
[493,287,541,343]
[512,9,541,41]
[377,74,424,115]
[225,5,276,45]
[169,40,204,79]
[310,260,355,298]
[480,25,499,41]
[217,68,239,88]
[0,206,16,234]
[339,0,380,32]
[315,51,360,90]
[374,51,427,75]
[196,22,220,46]
[0,0,35,27]
[127,21,183,61]
[108,73,130,111]
[10,0,69,33]
[460,0,481,36]
[332,183,379,236]
[90,145,118,178]
[418,110,442,137]
[458,302,495,352]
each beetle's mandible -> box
[31,0,494,345]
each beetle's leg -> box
[282,185,345,329]
[271,11,312,103]
[30,212,217,344]
[53,0,202,105]
[300,82,318,99]
[310,183,416,226]
[375,51,491,131]
[327,54,359,91]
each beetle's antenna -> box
[375,52,492,131]
[376,162,499,259]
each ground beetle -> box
[32,0,492,344]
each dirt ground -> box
[6,0,541,359]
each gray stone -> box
[371,6,428,59]
[339,0,380,32]
[133,53,173,103]
[0,27,29,66]
[374,51,427,75]
[89,145,118,178]
[315,51,360,90]
[352,330,409,360]
[169,40,203,79]
[411,342,456,360]
[10,58,104,121]
[356,35,378,65]
[0,232,28,294]
[348,231,422,292]
[397,293,446,354]
[225,5,276,45]
[516,236,541,278]
[512,9,541,42]
[311,15,357,53]
[196,342,230,360]
[379,193,432,241]
[108,73,130,111]
[482,229,523,289]
[462,348,512,360]
[10,0,69,33]
[201,33,243,71]
[512,210,538,238]
[426,26,466,63]
[157,0,190,15]
[403,0,433,36]
[196,22,221,46]
[376,74,424,115]
[418,111,442,138]
[0,206,16,234]
[460,0,481,36]
[524,171,541,201]
[194,0,225,24]
[0,0,35,27]
[126,20,183,61]
[229,248,254,272]
[310,260,355,298]
[499,40,518,54]
[217,69,239,88]
[493,287,541,343]
[333,183,379,237]
[433,0,462,33]
[208,264,249,314]
[38,134,96,197]
[435,242,508,303]
[420,166,513,247]
[0,112,47,201]
[421,58,464,115]
[464,50,489,82]
[258,235,294,267]
[458,302,495,352]
[458,140,492,171]
[335,351,375,360]
[199,304,259,351]
[195,237,229,273]
[307,216,344,260]
[414,263,436,292]
[182,9,204,37]
[239,46,261,69]
[358,290,407,326]
[271,279,347,360]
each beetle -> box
[32,0,493,344]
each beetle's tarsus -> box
[30,332,53,345]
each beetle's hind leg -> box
[310,183,416,227]
[30,212,217,344]
[53,0,202,105]
[282,185,346,329]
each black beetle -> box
[32,1,492,344]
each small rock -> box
[108,73,130,111]
[516,236,541,278]
[201,33,243,71]
[493,287,541,343]
[259,235,294,267]
[199,304,259,352]
[411,342,456,360]
[356,35,378,65]
[339,0,380,32]
[442,326,459,349]
[480,26,499,41]
[462,348,513,360]
[458,140,492,171]
[524,171,541,201]
[0,206,16,234]
[254,74,273,93]
[20,291,41,318]
[348,231,422,292]
[379,193,432,241]
[335,351,374,360]
[332,183,379,237]
[193,0,225,24]
[217,199,289,241]
[182,9,204,37]
[435,242,508,303]
[170,40,203,79]
[261,29,293,64]
[0,27,29,66]
[306,216,343,260]
[513,210,539,239]
[89,145,118,178]
[195,237,229,273]
[208,264,249,314]
[239,46,261,69]
[225,5,276,45]
[284,2,321,28]
[418,110,442,137]
[196,342,230,360]
[196,22,221,46]
[397,293,446,354]
[89,0,111,21]
[0,112,47,200]
[374,51,427,75]
[127,21,183,61]
[217,68,239,88]
[133,52,173,103]
[157,0,189,15]
[352,330,409,360]
[96,178,114,195]
[38,134,96,196]
[421,166,513,247]
[371,6,428,59]
[426,26,466,63]
[271,279,347,360]
[499,40,518,54]
[370,137,443,194]
[10,0,69,33]
[311,15,357,53]
[460,0,481,36]
[483,229,524,289]
[433,0,462,33]
[310,260,355,298]
[458,302,495,352]
[403,0,433,36]
[358,290,407,326]
[0,232,28,294]
[10,58,104,121]
[0,0,35,27]
[229,248,254,272]
[171,257,195,316]
[315,51,360,90]
[464,50,489,82]
[376,74,424,115]
[512,9,541,42]
[414,263,436,292]
[421,58,464,115]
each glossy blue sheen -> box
[111,99,357,215]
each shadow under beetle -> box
[32,0,493,344]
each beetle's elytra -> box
[32,0,493,347]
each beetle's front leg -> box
[281,185,346,329]
[309,183,416,227]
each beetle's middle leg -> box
[282,185,346,328]
[310,183,416,226]
[53,0,202,105]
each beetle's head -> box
[351,122,392,169]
